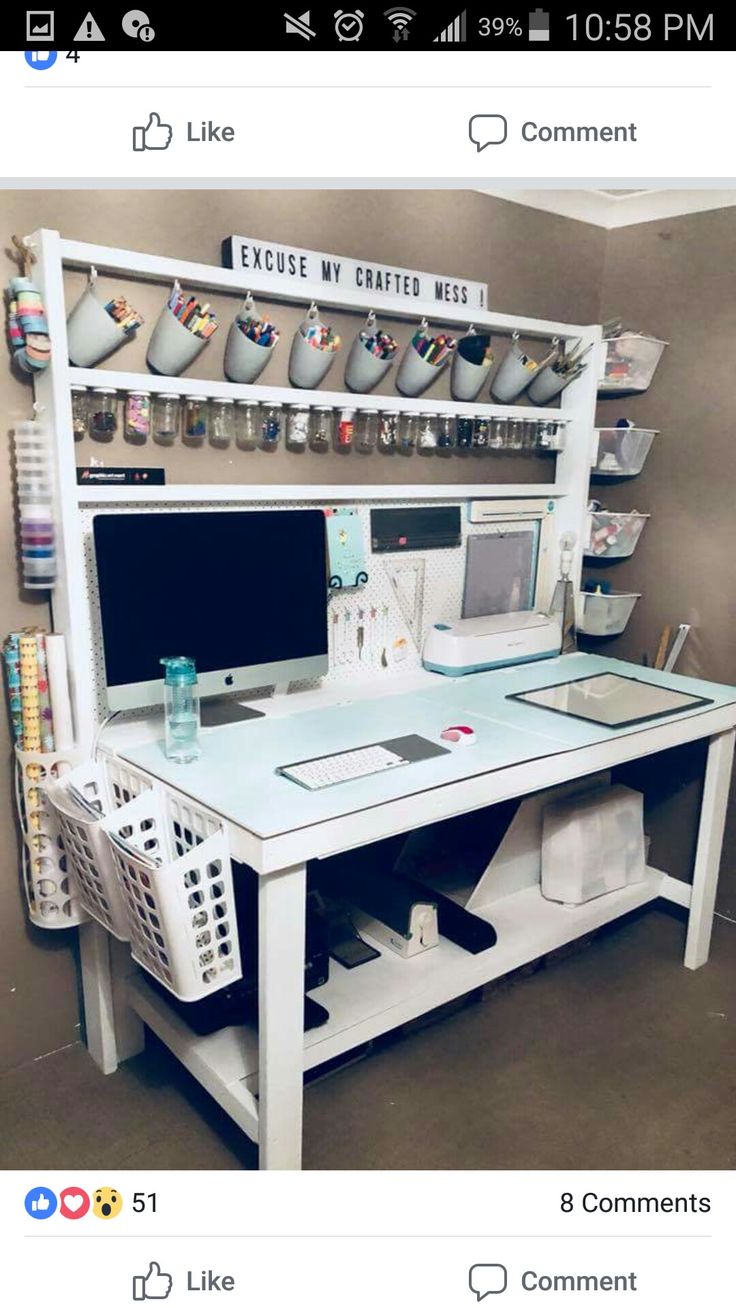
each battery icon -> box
[528,8,550,41]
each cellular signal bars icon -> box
[434,10,467,43]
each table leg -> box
[258,863,307,1170]
[79,923,145,1073]
[684,728,735,970]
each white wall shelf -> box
[76,483,564,506]
[70,366,568,424]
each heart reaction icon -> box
[59,1186,91,1220]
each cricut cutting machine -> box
[422,611,562,676]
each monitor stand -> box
[200,697,266,727]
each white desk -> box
[94,653,736,1169]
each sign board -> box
[222,236,487,311]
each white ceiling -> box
[477,188,736,229]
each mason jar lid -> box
[188,395,208,402]
[158,392,180,400]
[236,399,260,407]
[92,387,117,395]
[127,390,150,397]
[70,385,87,393]
[212,397,234,405]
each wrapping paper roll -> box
[36,635,55,752]
[46,633,74,751]
[3,635,23,747]
[19,634,41,751]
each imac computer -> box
[93,508,329,722]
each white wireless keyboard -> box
[278,743,409,791]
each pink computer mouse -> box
[441,724,477,746]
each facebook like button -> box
[25,1186,58,1219]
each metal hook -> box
[365,310,377,330]
[32,401,45,417]
[467,323,477,336]
[89,265,98,287]
[307,301,319,320]
[243,291,255,313]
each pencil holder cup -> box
[147,283,209,376]
[46,760,131,941]
[67,291,130,369]
[15,746,88,930]
[288,304,339,389]
[223,295,278,384]
[396,322,450,398]
[490,334,538,403]
[528,364,574,405]
[344,313,396,393]
[450,331,492,402]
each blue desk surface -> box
[122,654,736,841]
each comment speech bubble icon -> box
[468,115,508,150]
[469,1264,508,1298]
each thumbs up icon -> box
[132,112,173,151]
[132,1262,173,1300]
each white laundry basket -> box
[16,747,87,929]
[102,788,242,1002]
[46,760,131,940]
[577,590,640,636]
[593,427,657,477]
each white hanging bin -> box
[528,364,573,405]
[46,760,130,940]
[396,319,453,398]
[593,427,657,477]
[15,747,87,929]
[102,788,242,1002]
[344,312,396,394]
[577,590,641,636]
[288,303,340,389]
[598,332,668,396]
[450,328,493,402]
[490,332,550,403]
[147,281,210,376]
[223,293,278,384]
[67,267,143,368]
[585,510,650,559]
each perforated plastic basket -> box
[15,747,87,929]
[102,788,242,1002]
[46,760,131,940]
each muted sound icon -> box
[434,9,467,43]
[284,9,316,39]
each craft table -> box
[97,653,736,1169]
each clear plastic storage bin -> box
[598,333,667,396]
[101,787,242,1002]
[593,427,657,477]
[585,510,649,559]
[577,590,640,637]
[542,784,646,906]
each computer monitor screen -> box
[93,509,328,710]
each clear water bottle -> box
[160,656,201,763]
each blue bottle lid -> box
[160,655,197,685]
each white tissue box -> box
[542,784,646,906]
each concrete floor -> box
[1,904,734,1171]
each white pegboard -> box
[80,495,556,722]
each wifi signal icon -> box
[384,7,416,41]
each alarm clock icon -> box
[334,9,364,41]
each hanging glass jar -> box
[472,414,489,452]
[261,402,283,450]
[184,396,209,446]
[210,398,235,449]
[124,391,151,444]
[508,417,525,451]
[336,408,355,450]
[378,411,399,452]
[456,415,473,450]
[490,416,506,450]
[355,409,379,453]
[399,412,420,455]
[418,413,438,452]
[71,386,88,441]
[235,400,259,451]
[310,407,334,453]
[90,388,118,441]
[286,404,311,451]
[152,393,180,446]
[437,413,455,455]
